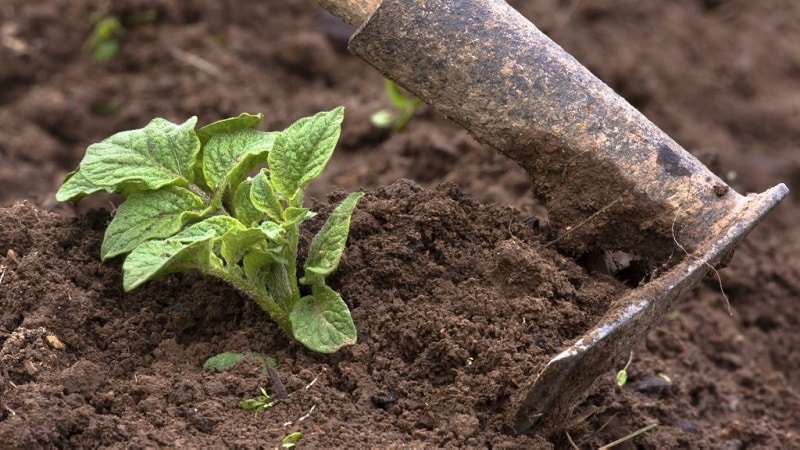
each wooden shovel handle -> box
[317,0,380,27]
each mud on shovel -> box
[317,0,789,434]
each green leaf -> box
[203,129,276,191]
[232,180,262,227]
[79,117,200,192]
[303,192,363,279]
[282,207,313,229]
[55,168,109,202]
[616,369,628,387]
[243,250,277,286]
[194,113,264,190]
[259,221,285,242]
[250,170,284,223]
[220,228,267,266]
[269,107,344,201]
[101,186,205,260]
[280,432,302,449]
[172,215,244,242]
[122,236,219,291]
[385,78,410,109]
[203,352,246,372]
[196,113,263,145]
[290,283,356,353]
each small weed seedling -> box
[615,351,634,387]
[57,108,363,353]
[280,432,302,448]
[86,14,124,62]
[240,387,277,416]
[370,79,422,131]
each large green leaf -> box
[268,107,344,201]
[55,168,109,202]
[203,129,276,191]
[80,117,200,191]
[290,283,356,353]
[101,186,205,260]
[303,192,363,279]
[122,236,220,291]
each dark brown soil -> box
[2,0,799,448]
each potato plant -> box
[57,107,362,353]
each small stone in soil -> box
[370,391,398,408]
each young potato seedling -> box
[57,107,362,353]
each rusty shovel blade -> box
[324,0,789,433]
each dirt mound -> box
[0,182,624,447]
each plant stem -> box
[203,265,291,334]
[285,222,302,305]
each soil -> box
[1,0,799,448]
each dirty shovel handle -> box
[317,0,380,27]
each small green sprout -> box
[280,432,302,448]
[615,351,634,387]
[57,108,362,353]
[370,79,422,131]
[240,387,277,416]
[86,15,124,62]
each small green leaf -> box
[80,117,201,192]
[616,369,628,387]
[172,215,244,242]
[259,221,285,242]
[196,113,264,145]
[239,399,262,410]
[203,352,246,372]
[101,186,206,260]
[243,250,277,286]
[250,170,284,223]
[283,207,313,229]
[220,228,267,266]
[384,78,410,109]
[122,237,219,291]
[280,432,302,449]
[290,283,356,353]
[232,180,262,227]
[92,40,118,62]
[55,168,109,202]
[269,107,344,201]
[203,129,276,191]
[303,192,363,279]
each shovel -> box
[316,0,789,434]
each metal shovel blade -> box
[321,0,790,433]
[510,183,786,433]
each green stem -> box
[285,222,301,305]
[203,265,292,334]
